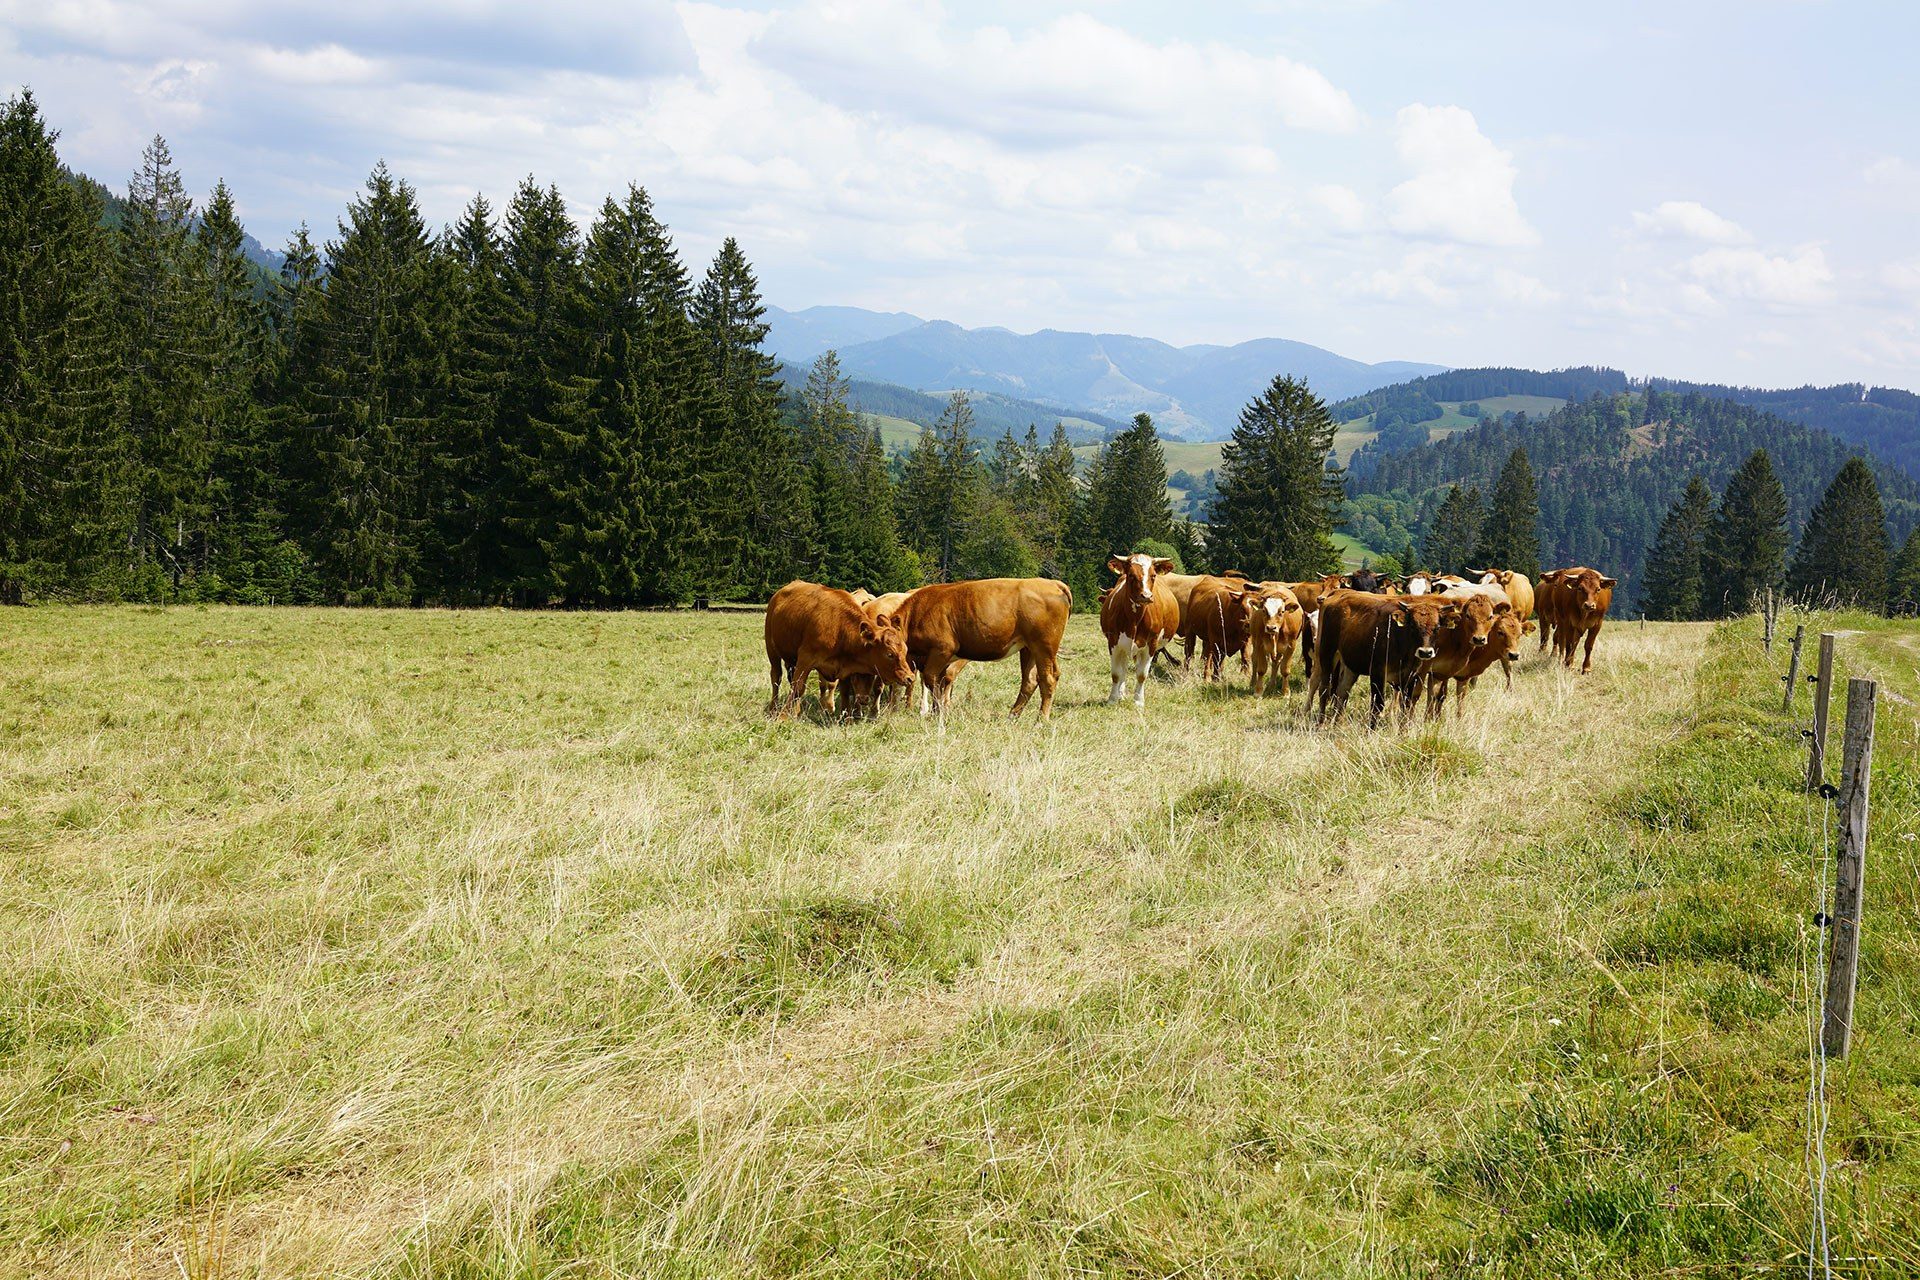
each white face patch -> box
[1406,576,1429,595]
[1265,597,1282,618]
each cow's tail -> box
[1055,579,1073,610]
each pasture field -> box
[4,607,1919,1277]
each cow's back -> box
[899,578,1071,660]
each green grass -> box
[3,606,1915,1276]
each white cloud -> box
[1630,200,1751,245]
[1308,184,1368,233]
[1685,244,1832,307]
[1385,104,1536,247]
[1863,156,1919,187]
[1492,268,1559,305]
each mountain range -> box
[764,304,1446,440]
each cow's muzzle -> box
[1471,634,1488,646]
[1415,646,1436,660]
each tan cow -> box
[889,578,1074,719]
[1182,575,1255,680]
[764,581,913,718]
[1100,553,1179,707]
[1466,567,1535,623]
[1245,585,1305,697]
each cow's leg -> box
[1249,648,1266,697]
[1037,648,1060,720]
[1331,665,1360,724]
[1500,654,1515,690]
[1132,641,1151,708]
[1106,638,1130,704]
[786,661,814,718]
[1012,648,1040,716]
[1453,676,1471,717]
[1581,622,1600,674]
[767,656,784,715]
[922,651,957,718]
[1278,641,1294,698]
[1182,633,1196,671]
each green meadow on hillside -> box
[3,606,1916,1277]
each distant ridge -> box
[764,304,1447,439]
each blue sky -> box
[6,0,1918,388]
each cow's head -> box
[1107,552,1174,606]
[1390,597,1458,662]
[1403,572,1433,596]
[1566,570,1617,614]
[859,613,913,686]
[1344,568,1389,593]
[1243,587,1301,640]
[1467,567,1512,587]
[1453,592,1512,647]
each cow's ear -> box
[1152,557,1175,574]
[1107,555,1126,574]
[1600,577,1618,589]
[1494,600,1511,614]
[859,619,877,642]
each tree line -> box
[1347,389,1920,611]
[3,92,1354,609]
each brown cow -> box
[1422,612,1526,718]
[1101,554,1179,707]
[1182,575,1254,680]
[764,581,914,718]
[890,577,1074,719]
[1415,592,1510,718]
[1245,585,1305,698]
[1537,566,1615,673]
[1306,589,1462,727]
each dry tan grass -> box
[1,608,1716,1277]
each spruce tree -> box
[692,238,801,596]
[899,392,982,580]
[1470,446,1540,578]
[1703,448,1788,617]
[797,350,870,586]
[1420,485,1486,571]
[196,180,276,597]
[1887,528,1920,616]
[0,90,122,600]
[1030,423,1079,577]
[494,180,589,603]
[1089,412,1175,562]
[1789,457,1890,611]
[117,134,214,592]
[429,195,511,601]
[1639,475,1713,620]
[303,162,441,603]
[1209,377,1341,578]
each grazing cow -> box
[1307,590,1462,726]
[1161,571,1247,660]
[764,581,914,718]
[1100,554,1179,706]
[837,590,958,715]
[1244,585,1305,697]
[1537,566,1615,673]
[1415,592,1511,718]
[1466,567,1535,623]
[889,577,1074,718]
[1182,575,1255,680]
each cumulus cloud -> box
[1685,245,1832,307]
[1864,156,1919,187]
[1384,104,1536,247]
[750,2,1361,146]
[1630,200,1751,245]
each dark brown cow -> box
[1306,589,1461,727]
[1182,575,1254,680]
[1101,554,1179,707]
[1537,566,1616,673]
[890,577,1073,719]
[764,581,913,718]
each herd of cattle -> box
[763,560,1618,726]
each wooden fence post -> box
[1821,679,1877,1059]
[1782,624,1805,713]
[1805,632,1835,793]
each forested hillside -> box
[770,365,1120,444]
[1336,367,1920,481]
[1346,390,1920,606]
